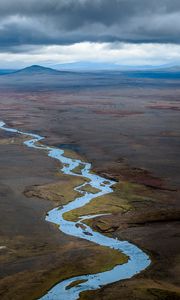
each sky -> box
[0,0,180,68]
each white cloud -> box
[1,42,180,68]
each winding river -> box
[0,121,150,300]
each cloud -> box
[1,42,180,68]
[0,0,180,50]
[0,1,180,67]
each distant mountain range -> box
[54,62,130,71]
[0,64,179,91]
[0,64,180,80]
[54,62,180,72]
[1,63,180,76]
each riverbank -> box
[0,122,151,299]
[0,130,128,300]
[23,143,180,300]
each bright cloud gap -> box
[1,42,180,69]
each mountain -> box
[13,65,61,75]
[0,64,79,90]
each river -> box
[0,121,150,300]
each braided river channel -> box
[0,121,150,300]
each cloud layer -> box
[0,0,180,49]
[0,0,180,67]
[1,42,180,69]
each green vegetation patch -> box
[24,173,86,206]
[72,163,85,175]
[63,180,156,222]
[63,184,132,222]
[23,244,128,300]
[63,149,85,162]
[80,184,101,194]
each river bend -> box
[0,121,150,300]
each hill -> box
[12,65,61,75]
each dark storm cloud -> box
[0,0,180,51]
